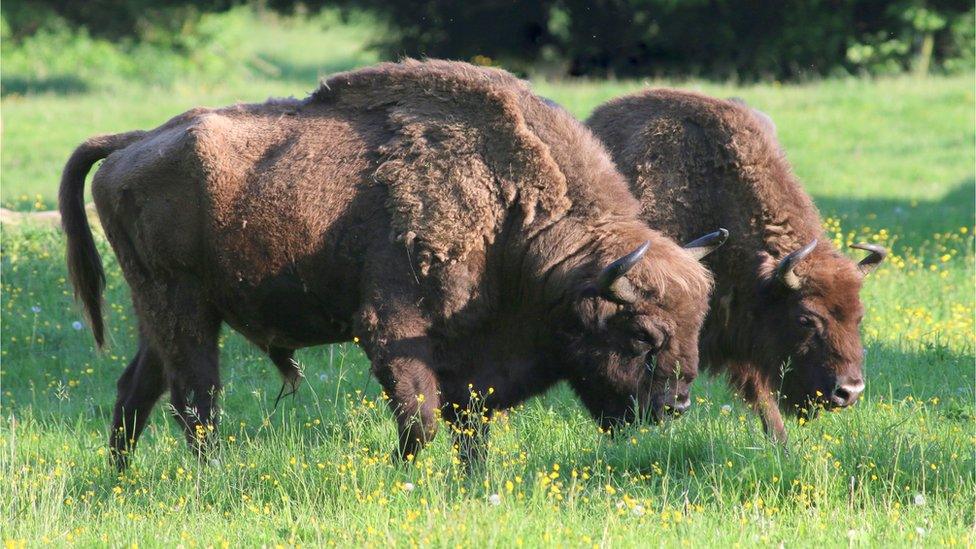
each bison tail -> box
[58,131,145,348]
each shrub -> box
[0,7,253,94]
[2,0,972,82]
[340,0,974,80]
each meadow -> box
[2,10,974,547]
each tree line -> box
[4,0,972,79]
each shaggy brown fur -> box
[587,89,883,442]
[60,60,718,469]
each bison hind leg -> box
[132,276,223,461]
[110,336,166,470]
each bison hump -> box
[333,60,570,274]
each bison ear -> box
[727,97,777,136]
[776,239,818,290]
[850,243,887,275]
[585,241,650,304]
[683,228,728,261]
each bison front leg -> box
[752,373,788,443]
[730,366,787,444]
[368,336,441,461]
[357,245,445,461]
[757,392,787,443]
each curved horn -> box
[684,228,729,260]
[850,242,887,275]
[596,241,651,304]
[776,239,818,290]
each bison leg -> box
[137,278,223,460]
[369,336,441,461]
[109,336,166,470]
[752,374,787,443]
[757,392,788,444]
[730,367,787,444]
[165,330,221,458]
[357,245,444,462]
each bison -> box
[60,60,725,469]
[586,89,886,442]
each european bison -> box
[586,89,885,441]
[60,60,725,469]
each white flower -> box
[30,305,41,313]
[721,404,733,414]
[632,505,645,517]
[847,529,859,539]
[71,321,84,330]
[915,527,926,536]
[488,494,501,506]
[403,482,415,492]
[913,494,926,506]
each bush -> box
[845,3,974,76]
[0,7,254,94]
[554,0,864,79]
[342,0,973,80]
[317,0,553,73]
[2,0,972,82]
[1,1,233,44]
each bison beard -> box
[587,89,886,442]
[60,60,718,470]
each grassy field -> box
[2,10,974,547]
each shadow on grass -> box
[813,178,975,250]
[1,74,89,97]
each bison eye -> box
[797,315,815,328]
[633,325,665,352]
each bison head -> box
[564,230,726,427]
[753,240,886,417]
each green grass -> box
[2,9,974,547]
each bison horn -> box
[594,241,651,304]
[776,239,818,290]
[850,243,887,275]
[683,228,729,260]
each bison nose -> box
[673,393,691,414]
[831,378,865,408]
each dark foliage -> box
[553,0,972,79]
[338,0,972,79]
[3,0,972,79]
[3,1,239,45]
